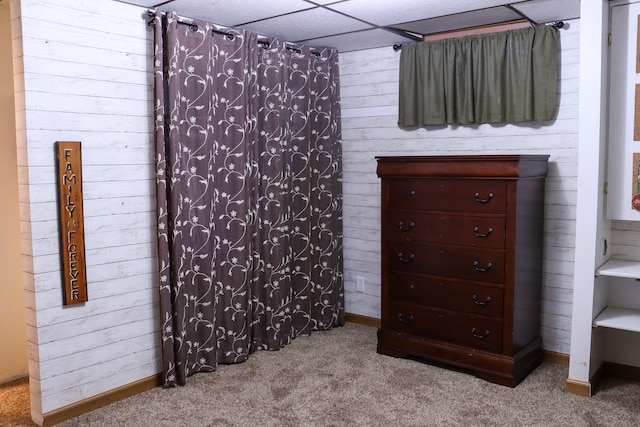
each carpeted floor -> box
[2,323,640,426]
[0,376,33,426]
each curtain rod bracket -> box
[146,9,156,26]
[551,21,565,30]
[393,44,403,51]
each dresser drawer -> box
[387,211,506,248]
[388,242,505,284]
[388,273,504,318]
[388,303,503,353]
[387,179,506,214]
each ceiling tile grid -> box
[511,0,580,25]
[237,7,373,42]
[396,7,524,35]
[300,28,415,53]
[324,0,520,27]
[156,0,314,28]
[118,0,581,52]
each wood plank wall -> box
[612,220,640,261]
[12,0,159,418]
[338,20,581,355]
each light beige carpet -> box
[0,376,33,426]
[3,323,640,426]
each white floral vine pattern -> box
[153,12,344,386]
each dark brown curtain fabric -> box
[398,24,559,126]
[153,12,344,387]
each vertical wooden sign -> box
[56,141,88,305]
[635,84,640,140]
[637,15,640,73]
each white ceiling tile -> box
[326,0,519,26]
[238,8,372,42]
[396,6,523,35]
[302,28,416,52]
[306,0,344,5]
[114,0,581,52]
[155,0,314,27]
[511,0,580,25]
[117,0,160,7]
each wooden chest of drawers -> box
[376,155,549,387]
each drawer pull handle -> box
[409,190,416,196]
[474,192,494,203]
[473,226,493,238]
[472,295,492,306]
[473,261,493,272]
[398,253,415,263]
[471,328,490,339]
[397,313,414,323]
[398,221,415,232]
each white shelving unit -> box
[594,259,640,332]
[593,307,640,333]
[607,0,640,221]
[596,258,640,279]
[569,0,640,396]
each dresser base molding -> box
[377,328,542,387]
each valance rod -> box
[391,20,565,51]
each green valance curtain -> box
[398,24,559,126]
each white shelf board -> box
[593,307,640,333]
[596,258,640,279]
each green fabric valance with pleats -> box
[398,25,560,127]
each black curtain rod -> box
[147,10,322,57]
[392,20,566,51]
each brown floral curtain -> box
[153,12,344,387]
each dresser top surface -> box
[375,155,550,163]
[376,155,549,179]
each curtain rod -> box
[146,10,322,57]
[392,20,566,51]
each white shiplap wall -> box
[12,0,158,419]
[611,221,640,261]
[339,20,581,355]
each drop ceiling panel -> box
[155,0,314,27]
[302,28,416,52]
[306,0,344,4]
[511,0,580,24]
[238,8,372,42]
[119,0,158,7]
[115,0,581,52]
[325,0,520,26]
[396,6,524,35]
